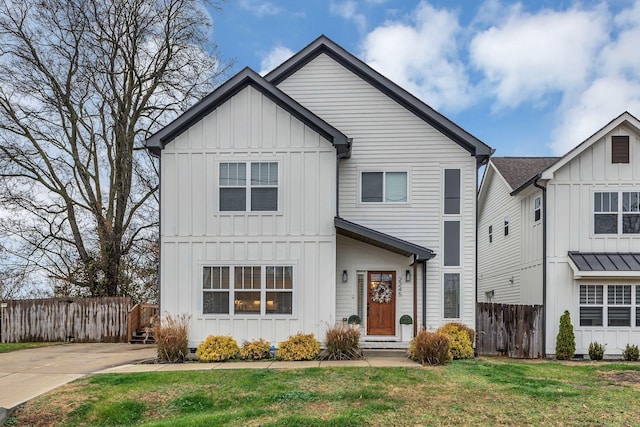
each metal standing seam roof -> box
[335,217,434,262]
[568,252,640,272]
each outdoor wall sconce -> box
[342,270,348,282]
[405,270,411,282]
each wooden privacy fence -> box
[0,297,132,343]
[476,303,544,359]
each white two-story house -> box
[146,36,492,347]
[478,112,640,356]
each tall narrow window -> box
[443,273,460,318]
[622,191,640,234]
[203,267,230,314]
[219,163,247,211]
[534,197,541,222]
[612,135,629,164]
[251,162,278,211]
[504,216,509,236]
[488,225,493,243]
[443,221,460,266]
[579,284,603,326]
[444,169,461,214]
[234,266,261,314]
[608,285,631,326]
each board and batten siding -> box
[545,123,640,355]
[160,85,338,346]
[277,53,477,329]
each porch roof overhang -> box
[334,217,435,262]
[568,251,640,279]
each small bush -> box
[240,338,271,360]
[277,333,320,361]
[320,323,363,360]
[623,344,639,361]
[556,310,576,360]
[196,335,239,362]
[408,330,451,366]
[437,323,474,359]
[588,341,605,360]
[154,313,190,363]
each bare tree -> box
[0,0,229,297]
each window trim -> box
[201,264,294,317]
[218,160,281,213]
[359,170,410,204]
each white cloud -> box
[470,4,610,109]
[238,0,282,17]
[330,1,367,32]
[259,45,294,76]
[360,1,473,111]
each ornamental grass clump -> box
[277,333,320,361]
[588,341,605,360]
[240,338,271,361]
[408,330,451,366]
[154,313,190,363]
[320,323,363,360]
[196,335,239,362]
[556,310,576,360]
[437,323,474,360]
[623,344,639,361]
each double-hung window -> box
[534,197,541,222]
[594,191,640,234]
[579,285,603,326]
[608,285,631,326]
[219,162,278,211]
[203,265,293,315]
[361,172,407,203]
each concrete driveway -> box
[0,343,156,409]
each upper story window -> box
[612,136,630,164]
[594,191,640,234]
[361,171,407,203]
[219,162,278,212]
[504,216,509,236]
[488,225,493,243]
[534,197,541,222]
[444,169,460,214]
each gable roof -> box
[541,111,640,180]
[265,35,493,166]
[335,217,434,262]
[491,157,560,194]
[145,67,350,157]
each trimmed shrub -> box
[408,330,451,366]
[277,333,320,361]
[154,313,190,363]
[399,315,413,325]
[320,323,363,360]
[623,344,639,361]
[437,323,474,360]
[445,322,475,345]
[588,341,605,360]
[240,338,271,361]
[555,310,576,360]
[196,335,239,362]
[347,315,361,325]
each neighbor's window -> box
[534,197,541,222]
[504,216,509,236]
[611,136,629,164]
[608,285,631,327]
[202,265,293,315]
[636,286,640,327]
[488,225,493,243]
[594,191,640,234]
[579,284,603,326]
[443,273,460,318]
[361,171,407,203]
[444,169,461,214]
[219,162,278,211]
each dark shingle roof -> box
[491,157,560,192]
[568,252,640,272]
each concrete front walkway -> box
[0,343,156,409]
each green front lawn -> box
[8,358,640,426]
[0,342,64,353]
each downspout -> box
[422,261,427,329]
[533,177,547,358]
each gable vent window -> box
[611,136,630,164]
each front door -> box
[367,271,395,335]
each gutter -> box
[533,177,547,358]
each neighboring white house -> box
[146,36,493,347]
[478,112,640,357]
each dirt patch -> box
[602,370,640,386]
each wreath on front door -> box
[371,283,392,303]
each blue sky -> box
[209,1,640,157]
